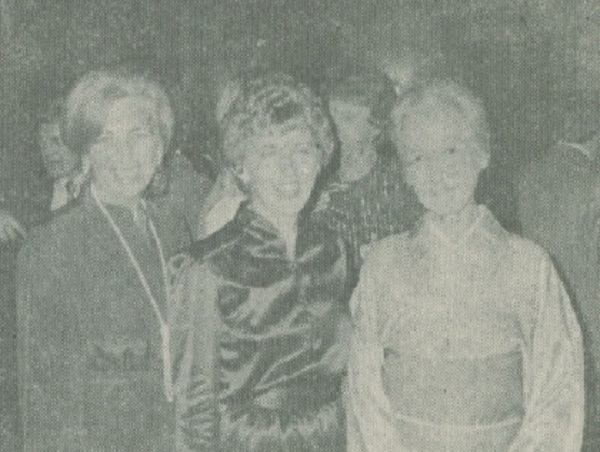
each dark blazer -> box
[17,189,192,451]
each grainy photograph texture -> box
[0,0,598,450]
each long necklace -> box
[91,186,174,402]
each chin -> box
[116,184,147,199]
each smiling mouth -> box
[113,167,143,180]
[276,183,300,197]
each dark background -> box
[1,0,599,211]
[0,0,599,449]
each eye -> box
[297,146,313,156]
[413,155,422,164]
[447,147,457,155]
[93,134,112,145]
[131,128,152,138]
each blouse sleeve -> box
[346,250,400,452]
[168,255,220,452]
[17,241,87,450]
[509,255,584,451]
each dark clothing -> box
[518,142,600,449]
[170,206,350,452]
[315,155,422,270]
[152,152,212,240]
[17,190,193,451]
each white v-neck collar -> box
[424,206,486,250]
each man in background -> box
[518,96,600,451]
[38,97,84,212]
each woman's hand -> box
[0,210,25,242]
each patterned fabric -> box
[17,189,193,451]
[348,206,584,451]
[170,205,350,452]
[314,155,423,270]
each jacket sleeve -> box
[509,256,584,451]
[169,255,220,451]
[17,239,87,450]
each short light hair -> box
[62,68,174,156]
[391,79,490,156]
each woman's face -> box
[39,122,79,180]
[394,106,488,216]
[329,100,378,182]
[87,96,164,203]
[243,127,321,219]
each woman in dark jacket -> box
[170,74,351,452]
[17,69,210,451]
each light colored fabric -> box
[198,169,247,238]
[348,206,584,452]
[50,171,86,211]
[50,177,70,211]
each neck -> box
[428,202,480,243]
[249,202,298,258]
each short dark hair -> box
[39,97,67,126]
[327,66,397,128]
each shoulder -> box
[19,202,85,266]
[502,233,555,287]
[361,232,410,271]
[17,204,87,301]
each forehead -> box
[329,99,370,119]
[397,103,477,153]
[39,122,61,138]
[253,126,314,148]
[101,96,156,131]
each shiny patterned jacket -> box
[169,205,351,451]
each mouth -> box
[113,167,144,182]
[275,182,300,197]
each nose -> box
[277,156,298,179]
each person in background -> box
[38,97,85,211]
[348,80,584,451]
[17,68,207,451]
[316,66,422,269]
[170,74,350,451]
[518,96,600,451]
[195,76,247,238]
[147,145,213,240]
